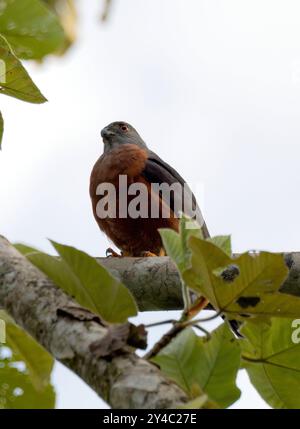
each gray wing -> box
[141,151,210,238]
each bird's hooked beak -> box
[101,127,115,141]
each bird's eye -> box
[120,124,128,132]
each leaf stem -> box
[181,279,191,315]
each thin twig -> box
[193,324,211,338]
[181,280,191,314]
[144,308,223,358]
[145,319,175,328]
[101,0,112,22]
[190,311,222,324]
[144,322,185,360]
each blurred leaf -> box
[16,241,138,323]
[0,35,46,103]
[241,318,300,408]
[152,324,241,408]
[0,0,66,59]
[0,355,55,409]
[184,237,300,320]
[0,311,53,391]
[43,0,77,55]
[0,312,55,409]
[14,243,40,255]
[0,110,3,149]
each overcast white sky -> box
[2,0,300,409]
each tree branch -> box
[97,252,300,310]
[97,256,184,311]
[0,235,188,409]
[1,234,299,408]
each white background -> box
[2,0,300,409]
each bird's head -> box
[101,121,147,153]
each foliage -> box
[3,218,300,409]
[158,216,300,408]
[0,0,65,60]
[0,0,298,410]
[4,216,299,409]
[241,318,300,408]
[0,311,55,409]
[16,241,138,323]
[152,324,241,408]
[0,34,47,104]
[0,0,72,148]
[43,0,77,54]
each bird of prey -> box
[90,121,209,256]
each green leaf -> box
[16,241,138,323]
[0,0,66,60]
[185,236,300,320]
[0,311,53,391]
[160,229,184,271]
[0,355,55,409]
[0,35,46,103]
[42,0,77,55]
[207,235,232,256]
[159,215,203,275]
[14,243,40,256]
[241,318,300,408]
[152,324,241,408]
[0,311,55,409]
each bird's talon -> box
[106,247,121,257]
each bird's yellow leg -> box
[159,248,166,256]
[140,248,166,257]
[140,251,158,257]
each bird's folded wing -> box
[141,151,209,238]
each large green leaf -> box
[241,318,300,408]
[0,35,46,103]
[0,0,65,59]
[160,215,204,274]
[185,237,300,320]
[0,311,53,391]
[207,235,232,257]
[160,229,185,272]
[160,217,231,284]
[0,312,55,409]
[15,241,138,323]
[152,324,241,408]
[0,355,55,409]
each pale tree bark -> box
[0,235,187,409]
[1,234,300,408]
[97,252,300,307]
